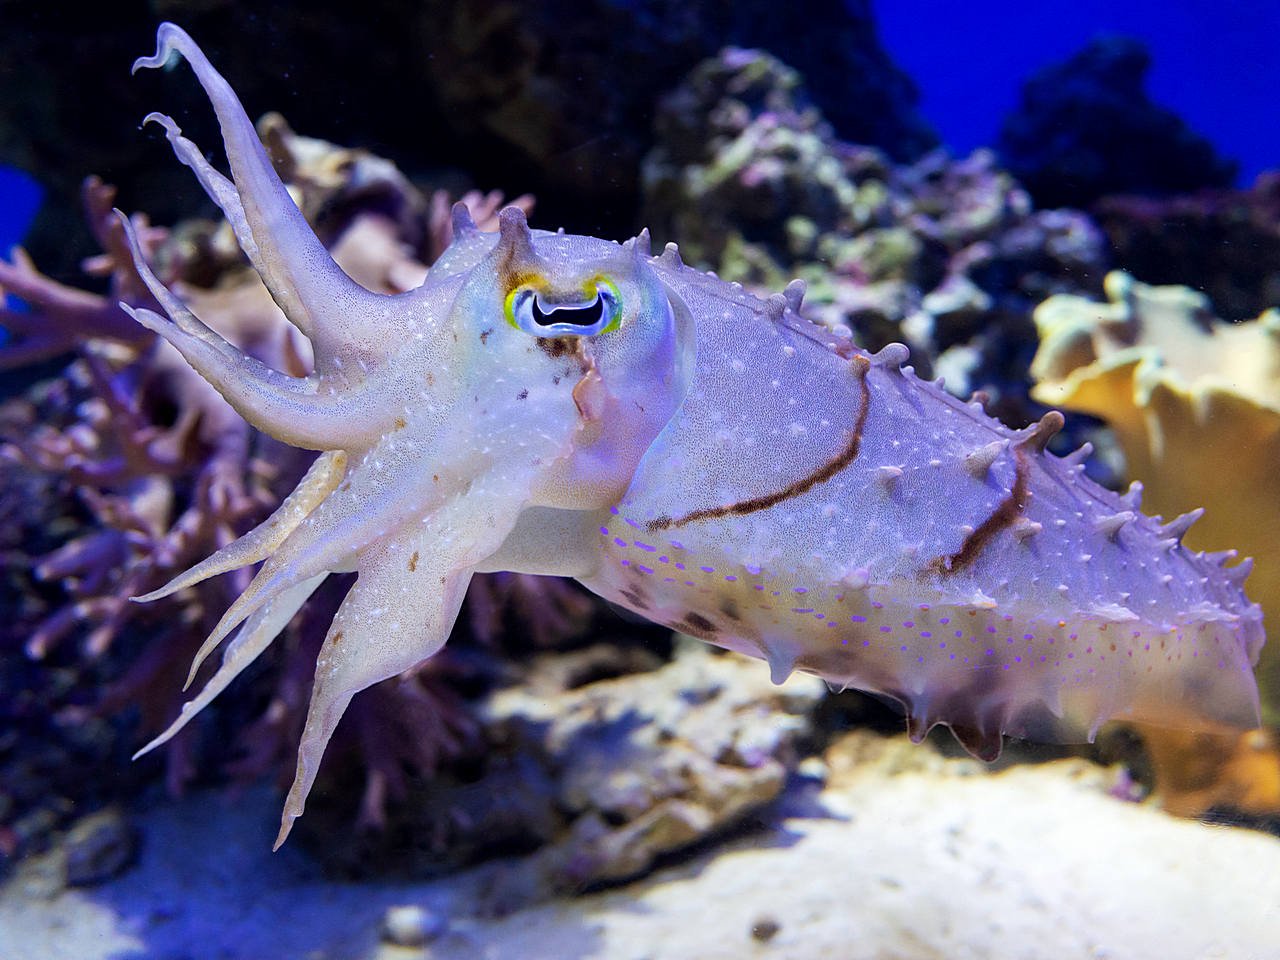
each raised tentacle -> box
[132,23,395,358]
[116,213,396,450]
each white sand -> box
[3,745,1279,960]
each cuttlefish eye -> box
[505,278,623,338]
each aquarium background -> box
[3,2,1280,958]
[3,0,1279,252]
[874,0,1280,185]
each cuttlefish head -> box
[444,206,694,508]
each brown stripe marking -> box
[930,446,1030,575]
[649,355,872,532]
[928,412,1062,574]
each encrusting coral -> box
[1031,271,1280,817]
[642,47,1107,432]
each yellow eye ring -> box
[505,276,623,336]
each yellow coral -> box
[1032,271,1280,815]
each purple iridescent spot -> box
[1023,633,1034,641]
[620,559,631,567]
[851,615,867,623]
[634,541,656,552]
[795,587,809,595]
[724,575,738,582]
[614,537,628,548]
[674,562,686,570]
[659,556,669,563]
[637,565,654,575]
[599,526,610,536]
[880,626,892,633]
[863,640,871,647]
[939,617,951,625]
[700,565,715,573]
[920,631,931,638]
[986,648,996,656]
[610,506,620,515]
[903,621,914,629]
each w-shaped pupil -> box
[532,296,604,327]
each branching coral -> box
[0,122,561,858]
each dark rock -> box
[998,36,1237,209]
[1093,173,1280,322]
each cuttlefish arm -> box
[118,24,696,848]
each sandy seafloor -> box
[2,735,1280,960]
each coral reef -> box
[0,123,553,863]
[0,0,932,282]
[1031,271,1280,816]
[643,47,1108,431]
[998,36,1237,210]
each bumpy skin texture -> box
[121,24,1264,847]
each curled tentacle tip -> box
[141,111,179,134]
[132,23,185,74]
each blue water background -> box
[874,0,1280,184]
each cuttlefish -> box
[116,24,1263,847]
